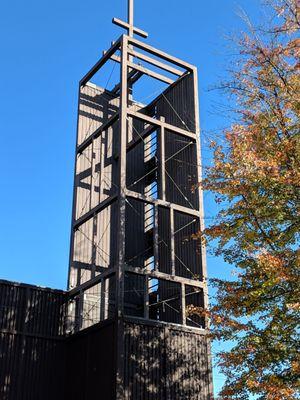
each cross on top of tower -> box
[112,0,148,39]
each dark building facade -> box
[0,5,213,399]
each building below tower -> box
[0,279,212,399]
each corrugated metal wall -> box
[124,320,212,400]
[0,280,66,400]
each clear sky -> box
[0,0,263,395]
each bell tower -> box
[67,1,213,398]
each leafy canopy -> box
[197,1,300,399]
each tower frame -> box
[67,33,213,399]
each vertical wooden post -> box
[100,278,107,321]
[76,290,84,332]
[170,207,175,276]
[159,117,166,201]
[192,66,214,398]
[192,67,209,321]
[91,218,97,279]
[153,204,159,271]
[115,34,128,400]
[144,275,149,319]
[181,282,186,325]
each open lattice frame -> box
[67,34,209,335]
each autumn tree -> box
[197,1,300,399]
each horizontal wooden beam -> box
[108,54,175,86]
[73,183,199,231]
[110,54,121,63]
[73,194,118,230]
[125,265,204,288]
[112,18,148,39]
[112,69,143,94]
[128,36,195,71]
[114,124,156,160]
[128,49,184,77]
[68,268,116,297]
[77,112,119,154]
[127,61,174,85]
[126,189,200,218]
[124,315,208,334]
[127,108,197,139]
[80,37,122,86]
[126,124,156,153]
[0,328,65,341]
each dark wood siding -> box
[65,321,116,400]
[0,280,66,400]
[124,320,212,400]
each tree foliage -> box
[199,1,300,398]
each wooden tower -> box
[67,1,213,398]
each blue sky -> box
[0,0,263,395]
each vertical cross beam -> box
[128,0,134,37]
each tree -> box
[196,1,299,399]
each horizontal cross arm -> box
[112,18,148,39]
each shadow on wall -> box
[123,321,212,400]
[70,86,120,287]
[64,319,212,400]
